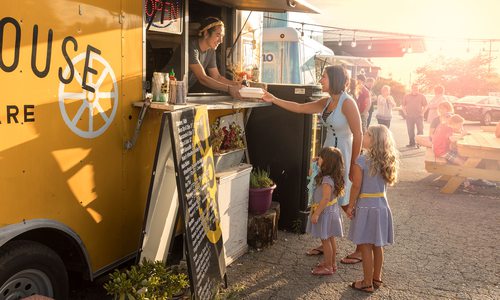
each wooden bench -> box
[424,148,462,192]
[425,137,500,194]
[424,148,446,167]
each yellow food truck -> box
[0,0,318,298]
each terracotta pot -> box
[249,184,276,215]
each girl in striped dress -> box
[306,147,345,276]
[347,125,399,292]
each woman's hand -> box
[261,91,276,103]
[346,206,355,219]
[349,162,356,181]
[311,212,320,224]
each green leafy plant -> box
[250,168,274,189]
[103,258,189,300]
[215,283,247,300]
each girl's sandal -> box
[314,262,338,272]
[305,247,323,256]
[311,265,334,276]
[350,280,374,293]
[373,279,383,289]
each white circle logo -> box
[58,52,118,138]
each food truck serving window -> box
[199,0,320,14]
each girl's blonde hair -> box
[449,114,464,125]
[315,147,345,197]
[365,125,399,185]
[438,100,454,114]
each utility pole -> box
[488,39,492,74]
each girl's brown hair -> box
[365,125,399,185]
[314,147,345,197]
[324,65,349,95]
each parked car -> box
[453,95,500,125]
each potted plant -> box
[103,258,189,300]
[210,114,246,172]
[249,168,276,215]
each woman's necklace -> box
[327,95,340,112]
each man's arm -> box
[402,95,408,115]
[207,67,238,85]
[421,95,428,114]
[189,64,240,98]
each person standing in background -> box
[426,85,446,124]
[365,77,376,127]
[402,84,427,148]
[356,74,372,133]
[375,85,396,128]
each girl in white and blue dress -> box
[347,125,399,293]
[306,146,345,276]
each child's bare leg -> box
[373,246,384,282]
[360,244,374,286]
[453,156,466,165]
[329,237,337,269]
[320,238,333,268]
[341,245,362,264]
[416,135,432,148]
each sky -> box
[294,0,500,85]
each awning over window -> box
[199,0,320,14]
[316,55,381,69]
[324,39,426,58]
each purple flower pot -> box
[249,185,276,215]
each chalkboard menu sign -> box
[167,107,226,299]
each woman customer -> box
[261,65,363,261]
[375,85,396,128]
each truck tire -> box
[0,240,68,300]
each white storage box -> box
[214,148,245,173]
[239,87,264,98]
[216,164,252,266]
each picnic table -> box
[425,129,500,193]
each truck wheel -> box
[481,112,492,126]
[0,240,68,300]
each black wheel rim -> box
[0,269,54,300]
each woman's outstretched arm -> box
[262,91,326,114]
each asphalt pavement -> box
[221,116,500,300]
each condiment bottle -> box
[168,69,177,104]
[159,72,169,102]
[169,69,176,81]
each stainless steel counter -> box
[133,97,270,111]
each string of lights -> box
[263,15,500,45]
